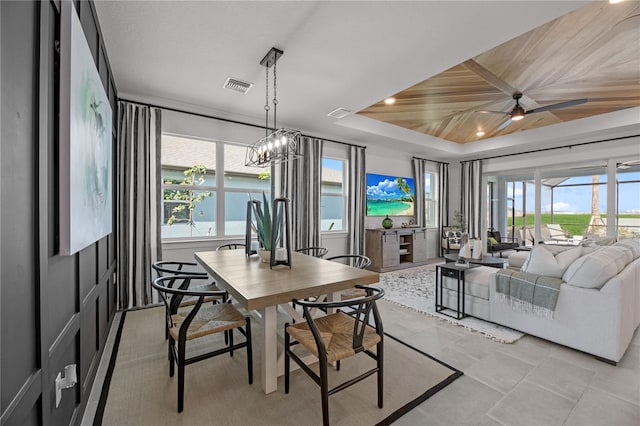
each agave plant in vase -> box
[252,193,282,262]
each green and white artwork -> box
[62,9,112,255]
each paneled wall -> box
[1,1,117,424]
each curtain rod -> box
[460,134,639,163]
[412,156,449,165]
[118,97,367,149]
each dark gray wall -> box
[1,1,117,424]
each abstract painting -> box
[60,8,112,255]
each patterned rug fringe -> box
[379,263,524,344]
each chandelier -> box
[245,47,302,167]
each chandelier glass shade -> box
[245,47,302,167]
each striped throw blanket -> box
[494,270,563,319]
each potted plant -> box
[251,193,282,261]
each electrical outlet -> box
[55,364,77,408]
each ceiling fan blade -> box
[476,110,510,115]
[495,118,512,131]
[526,98,588,114]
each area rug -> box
[379,264,525,343]
[96,307,461,426]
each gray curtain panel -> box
[291,136,323,250]
[439,162,449,227]
[438,162,450,253]
[412,158,426,227]
[347,145,366,255]
[461,160,483,239]
[117,102,161,309]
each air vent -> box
[327,107,352,119]
[223,77,253,94]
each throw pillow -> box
[520,245,583,278]
[563,246,624,289]
[488,236,499,246]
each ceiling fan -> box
[479,93,588,131]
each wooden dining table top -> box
[194,250,380,311]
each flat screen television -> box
[366,173,415,216]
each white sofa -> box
[441,239,640,363]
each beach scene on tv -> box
[366,173,415,216]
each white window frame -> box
[160,134,270,242]
[321,156,347,233]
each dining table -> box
[194,249,380,394]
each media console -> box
[365,227,428,272]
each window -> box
[161,136,217,238]
[321,158,346,232]
[160,135,270,240]
[617,167,640,239]
[546,172,607,238]
[424,171,438,227]
[223,144,270,236]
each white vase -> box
[471,239,483,259]
[257,249,271,263]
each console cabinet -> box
[366,228,428,272]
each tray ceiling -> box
[357,1,640,144]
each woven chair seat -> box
[170,303,246,341]
[287,312,381,363]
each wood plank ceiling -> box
[358,1,640,144]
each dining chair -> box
[152,261,228,339]
[216,243,246,251]
[284,285,384,426]
[326,254,372,300]
[152,275,253,413]
[295,246,329,258]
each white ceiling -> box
[94,0,640,160]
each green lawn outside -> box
[512,214,640,237]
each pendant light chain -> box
[245,47,302,168]
[264,64,270,137]
[273,61,278,132]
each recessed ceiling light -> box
[476,131,485,137]
[384,97,396,105]
[609,0,625,4]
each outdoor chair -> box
[546,224,571,242]
[487,229,519,257]
[295,246,329,258]
[152,275,253,413]
[284,285,384,426]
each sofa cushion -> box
[562,246,628,289]
[442,266,492,300]
[615,239,640,259]
[520,245,582,278]
[507,251,529,270]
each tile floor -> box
[84,301,640,425]
[379,300,640,426]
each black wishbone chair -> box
[152,275,253,413]
[152,261,228,339]
[216,243,246,251]
[295,246,329,258]
[326,254,372,300]
[284,285,384,426]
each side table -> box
[435,263,477,319]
